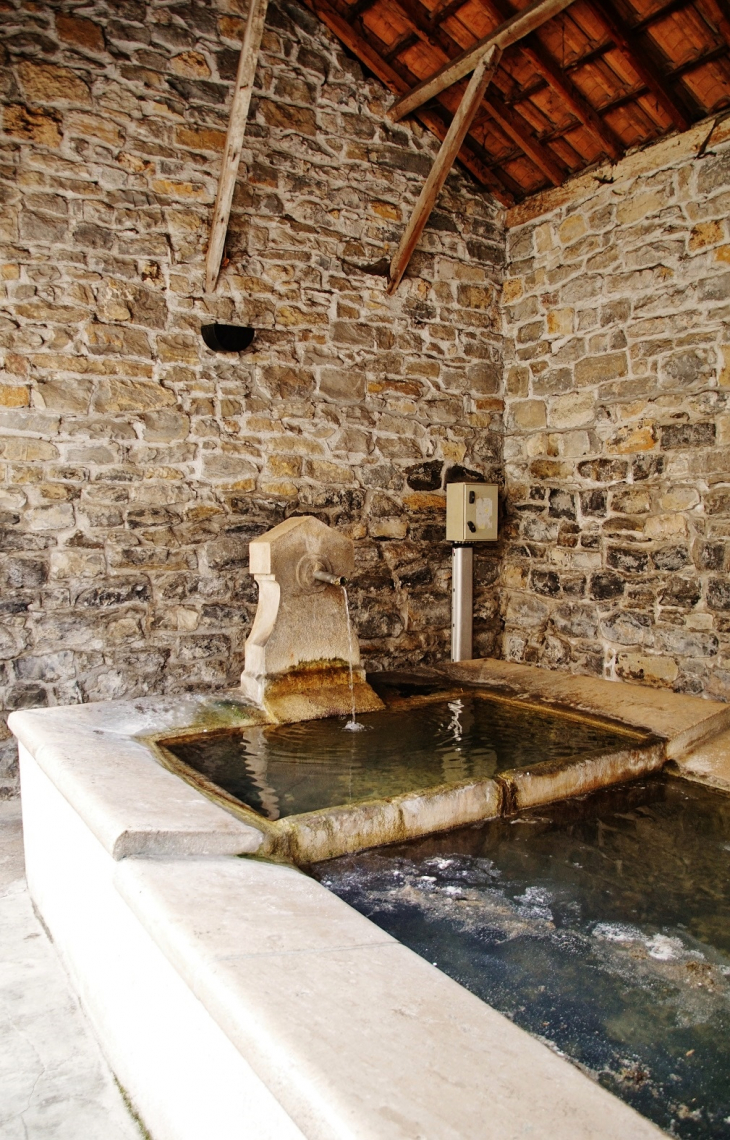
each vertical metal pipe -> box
[451,545,473,662]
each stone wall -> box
[0,0,505,795]
[501,132,730,701]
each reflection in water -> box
[167,695,634,820]
[313,777,730,1140]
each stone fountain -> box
[240,515,384,723]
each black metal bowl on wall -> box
[201,324,256,352]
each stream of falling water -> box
[342,585,367,733]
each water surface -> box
[166,694,634,820]
[314,777,730,1139]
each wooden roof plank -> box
[388,0,580,120]
[385,29,421,58]
[696,0,730,45]
[585,0,695,127]
[520,37,624,155]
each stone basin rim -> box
[147,682,665,864]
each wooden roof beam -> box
[384,29,420,60]
[585,0,694,130]
[388,45,502,292]
[388,0,579,121]
[428,0,469,26]
[205,0,269,293]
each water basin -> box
[314,775,730,1140]
[164,693,637,822]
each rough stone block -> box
[661,422,715,449]
[574,352,627,386]
[93,380,174,413]
[56,13,106,51]
[548,392,593,429]
[318,368,365,402]
[510,400,546,430]
[3,104,62,147]
[605,423,656,455]
[19,60,91,105]
[607,546,649,574]
[616,652,678,685]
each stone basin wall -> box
[0,0,505,795]
[501,132,730,702]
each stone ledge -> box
[439,659,730,759]
[114,853,665,1140]
[9,692,267,860]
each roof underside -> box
[302,0,730,203]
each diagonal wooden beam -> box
[584,0,694,131]
[387,45,502,294]
[388,0,578,121]
[366,0,571,190]
[423,100,521,196]
[205,0,268,293]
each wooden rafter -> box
[388,0,579,120]
[387,45,503,293]
[205,0,268,292]
[485,0,623,159]
[483,88,568,181]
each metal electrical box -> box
[446,483,498,542]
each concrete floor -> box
[0,800,143,1140]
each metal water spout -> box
[312,569,348,586]
[240,516,384,724]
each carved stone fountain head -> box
[240,516,384,723]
